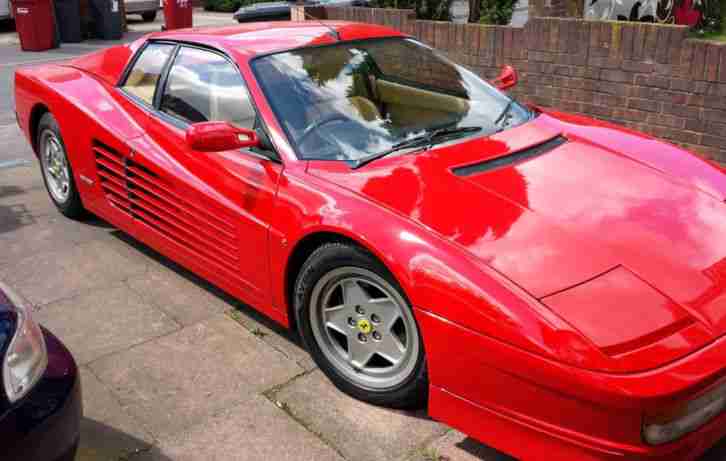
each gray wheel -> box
[296,242,427,409]
[309,267,420,390]
[37,112,85,219]
[40,129,71,204]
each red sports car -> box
[13,21,726,461]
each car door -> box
[118,43,283,310]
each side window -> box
[121,43,176,105]
[159,47,257,129]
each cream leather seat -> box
[124,69,158,104]
[348,96,381,122]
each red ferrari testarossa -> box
[14,20,726,460]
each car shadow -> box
[78,417,172,461]
[109,229,299,342]
[0,203,35,235]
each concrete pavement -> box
[1,13,725,461]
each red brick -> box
[628,98,659,112]
[465,25,480,55]
[668,130,702,145]
[661,103,701,119]
[686,119,705,132]
[702,133,726,148]
[670,78,692,92]
[719,48,726,83]
[691,43,707,80]
[600,69,632,83]
[634,75,670,89]
[622,60,655,73]
[646,113,686,129]
[589,56,621,69]
[703,109,726,123]
[621,25,635,60]
[643,25,659,61]
[706,45,721,81]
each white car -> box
[125,0,160,21]
[0,0,11,21]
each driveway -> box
[0,13,725,461]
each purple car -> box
[1,282,81,461]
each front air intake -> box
[452,135,568,177]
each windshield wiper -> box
[351,126,482,169]
[493,99,515,132]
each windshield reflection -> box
[252,37,531,161]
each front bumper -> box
[417,308,726,461]
[3,328,82,461]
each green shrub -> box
[368,0,451,20]
[478,0,514,24]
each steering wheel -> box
[297,113,351,148]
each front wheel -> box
[295,243,428,409]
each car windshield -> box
[252,37,532,162]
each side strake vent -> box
[92,141,241,280]
[452,135,568,177]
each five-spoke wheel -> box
[37,112,85,218]
[296,243,428,408]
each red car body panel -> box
[13,21,726,460]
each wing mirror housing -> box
[186,122,259,152]
[492,65,518,91]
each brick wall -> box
[299,6,726,162]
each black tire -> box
[295,242,428,409]
[37,112,86,219]
[141,11,157,22]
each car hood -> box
[308,111,726,371]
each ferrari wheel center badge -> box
[357,318,372,334]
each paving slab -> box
[0,123,35,164]
[228,305,318,373]
[0,239,149,306]
[89,314,304,439]
[271,370,448,461]
[407,430,516,461]
[127,266,232,327]
[35,283,179,365]
[138,394,344,461]
[76,367,156,461]
[0,213,116,266]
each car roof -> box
[148,21,406,57]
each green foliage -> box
[368,0,451,20]
[478,0,515,24]
[699,0,723,33]
[370,0,518,23]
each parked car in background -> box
[1,282,81,461]
[234,0,368,22]
[13,22,726,461]
[0,0,11,21]
[125,0,160,22]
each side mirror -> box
[492,65,518,91]
[186,122,259,152]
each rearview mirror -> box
[186,122,259,152]
[492,65,518,91]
